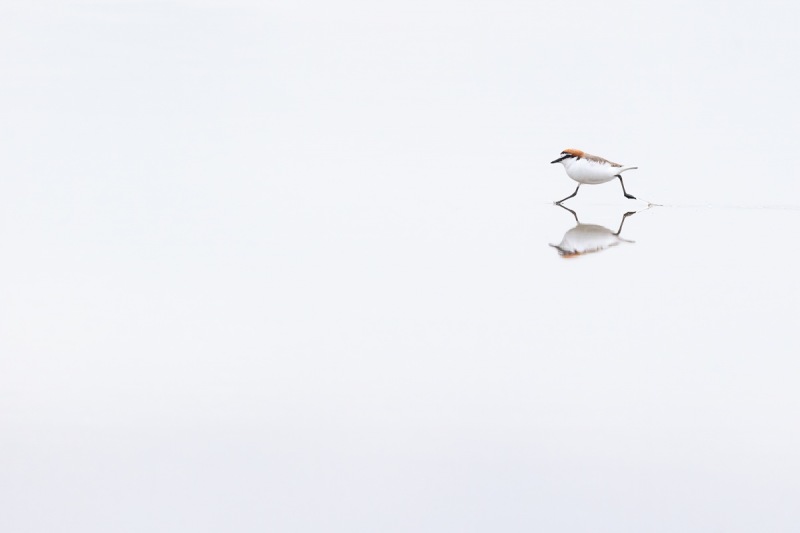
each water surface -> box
[2,1,800,532]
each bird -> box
[550,148,638,204]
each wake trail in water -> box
[655,203,800,211]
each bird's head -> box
[551,148,584,164]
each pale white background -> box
[2,1,800,531]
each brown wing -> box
[583,152,622,167]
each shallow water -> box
[3,2,800,532]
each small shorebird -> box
[551,148,638,204]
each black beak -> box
[551,155,569,164]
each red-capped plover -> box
[551,148,639,204]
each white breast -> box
[562,157,620,184]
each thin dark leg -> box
[555,203,580,224]
[555,184,580,205]
[616,175,637,200]
[614,211,637,235]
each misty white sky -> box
[2,1,800,532]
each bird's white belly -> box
[565,159,618,184]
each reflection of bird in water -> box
[550,205,637,258]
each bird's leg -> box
[616,175,637,200]
[555,184,580,205]
[614,211,637,235]
[555,203,580,224]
